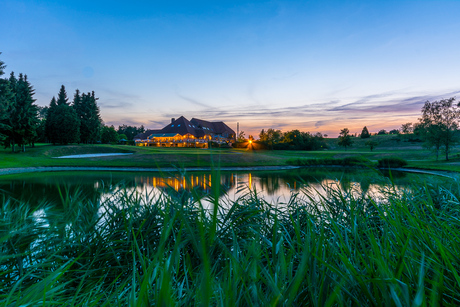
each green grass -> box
[1,175,460,305]
[2,135,460,173]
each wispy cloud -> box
[99,100,134,109]
[175,88,212,108]
[146,89,460,136]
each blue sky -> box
[2,0,460,137]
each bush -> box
[287,156,373,167]
[377,157,408,168]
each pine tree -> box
[0,53,5,76]
[73,90,102,144]
[46,86,81,145]
[57,85,69,106]
[53,104,80,144]
[5,72,19,151]
[21,75,39,149]
[45,97,58,144]
[0,58,13,146]
[4,73,39,152]
[360,126,370,139]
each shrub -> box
[287,156,373,167]
[377,157,408,168]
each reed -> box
[1,177,459,305]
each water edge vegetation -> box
[1,173,460,305]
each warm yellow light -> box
[249,140,252,144]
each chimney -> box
[171,118,175,123]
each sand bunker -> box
[55,153,133,159]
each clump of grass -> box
[1,178,460,305]
[287,155,374,167]
[378,156,408,168]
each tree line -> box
[0,55,38,152]
[257,128,326,150]
[0,55,103,151]
[339,97,460,160]
[0,54,146,151]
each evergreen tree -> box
[56,85,69,106]
[16,74,38,150]
[74,90,102,144]
[360,126,370,138]
[45,97,58,144]
[4,72,20,151]
[46,86,81,145]
[0,57,13,146]
[0,53,5,76]
[1,73,38,151]
[53,104,80,144]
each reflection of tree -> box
[257,175,282,195]
[0,200,42,285]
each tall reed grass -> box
[1,176,460,306]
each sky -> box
[1,0,460,137]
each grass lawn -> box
[2,134,460,172]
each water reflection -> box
[0,168,445,210]
[0,168,453,245]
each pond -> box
[0,168,454,210]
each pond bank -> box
[0,165,459,180]
[0,165,301,176]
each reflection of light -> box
[248,173,252,189]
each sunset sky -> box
[2,0,460,137]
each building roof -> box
[134,129,162,140]
[160,116,197,136]
[190,118,235,136]
[134,116,235,140]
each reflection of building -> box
[134,116,236,148]
[134,173,236,198]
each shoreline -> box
[0,165,301,176]
[0,165,458,179]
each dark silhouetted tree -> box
[3,73,38,152]
[259,128,282,149]
[117,124,145,141]
[360,126,370,138]
[418,98,459,161]
[338,128,353,149]
[56,85,69,106]
[0,56,13,146]
[53,104,80,144]
[101,125,118,143]
[45,97,58,144]
[17,74,38,150]
[237,130,246,142]
[365,140,378,151]
[401,123,413,134]
[46,86,80,144]
[73,90,102,144]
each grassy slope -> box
[2,135,460,171]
